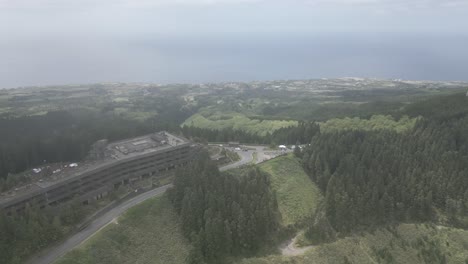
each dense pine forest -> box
[2,86,468,264]
[300,93,468,239]
[0,198,86,264]
[0,94,191,190]
[181,121,320,146]
[168,153,280,263]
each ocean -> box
[1,32,467,88]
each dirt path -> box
[280,233,314,256]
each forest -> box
[168,153,280,263]
[0,93,192,189]
[0,197,86,264]
[181,121,320,146]
[1,83,467,264]
[300,93,468,240]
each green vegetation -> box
[300,93,468,237]
[168,153,280,263]
[225,149,241,162]
[112,108,157,121]
[236,223,468,264]
[56,195,191,264]
[259,155,322,227]
[182,111,297,136]
[251,152,258,164]
[182,122,320,146]
[0,91,191,183]
[0,196,108,264]
[320,115,419,133]
[2,80,468,263]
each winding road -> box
[219,149,255,171]
[27,185,172,264]
[219,145,279,171]
[29,145,266,264]
[29,144,290,264]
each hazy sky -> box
[2,0,468,36]
[1,0,468,87]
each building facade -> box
[0,132,194,215]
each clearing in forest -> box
[259,155,322,227]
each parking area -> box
[215,144,292,171]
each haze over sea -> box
[1,32,468,89]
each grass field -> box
[237,223,468,264]
[182,112,298,136]
[259,155,322,227]
[55,195,191,264]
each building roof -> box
[0,131,189,206]
[108,132,187,160]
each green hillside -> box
[55,155,468,264]
[55,195,191,264]
[237,224,468,264]
[259,155,322,227]
[319,115,419,133]
[182,112,297,136]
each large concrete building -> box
[0,131,194,215]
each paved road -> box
[28,184,172,264]
[219,145,290,171]
[29,144,285,264]
[219,149,255,171]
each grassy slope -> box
[237,224,468,264]
[55,195,190,264]
[259,155,322,227]
[55,155,319,264]
[242,155,468,264]
[55,156,468,264]
[182,112,297,136]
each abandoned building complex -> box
[0,132,194,215]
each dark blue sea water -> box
[1,32,468,88]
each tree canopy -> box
[168,153,280,263]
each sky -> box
[1,0,468,87]
[2,0,468,36]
